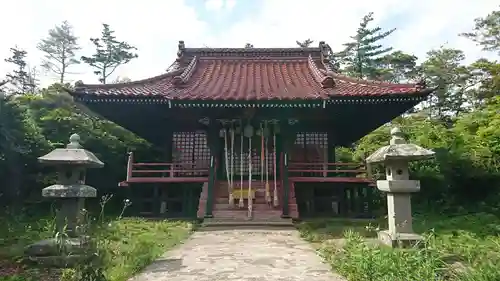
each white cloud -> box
[204,0,236,12]
[0,0,498,87]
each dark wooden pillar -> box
[327,131,335,163]
[327,131,335,176]
[204,123,219,218]
[164,129,173,162]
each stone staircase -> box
[197,180,298,226]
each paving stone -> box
[129,229,345,281]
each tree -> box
[244,43,254,48]
[420,47,473,120]
[81,24,138,84]
[464,59,500,107]
[296,39,314,48]
[37,20,81,84]
[333,12,396,79]
[27,66,40,93]
[460,8,500,106]
[4,46,33,94]
[376,51,419,83]
[460,8,500,54]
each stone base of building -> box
[377,230,423,248]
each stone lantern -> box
[25,133,104,266]
[366,127,434,247]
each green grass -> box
[0,214,193,281]
[100,218,192,281]
[297,213,500,281]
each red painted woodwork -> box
[288,177,372,183]
[119,152,210,186]
[286,152,373,184]
[288,162,367,178]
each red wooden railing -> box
[288,162,368,178]
[121,152,210,185]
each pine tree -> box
[460,8,500,55]
[333,12,396,79]
[296,39,314,48]
[37,20,81,84]
[376,51,419,83]
[81,23,138,84]
[421,47,472,119]
[4,46,33,94]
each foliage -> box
[0,91,49,204]
[468,59,500,102]
[0,197,192,281]
[81,24,138,84]
[460,8,500,54]
[351,97,500,208]
[37,21,81,84]
[296,39,314,48]
[376,50,419,83]
[420,47,473,119]
[297,213,500,281]
[333,12,396,79]
[0,88,153,209]
[4,47,34,94]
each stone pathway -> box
[129,229,345,281]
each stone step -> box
[214,197,274,204]
[214,203,280,210]
[215,187,276,194]
[200,218,294,230]
[212,209,282,218]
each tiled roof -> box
[73,41,429,100]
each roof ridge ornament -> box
[307,55,335,89]
[319,41,339,73]
[177,40,186,61]
[173,56,198,85]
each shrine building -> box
[68,41,433,222]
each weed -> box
[298,213,500,281]
[0,196,192,281]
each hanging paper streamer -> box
[272,120,279,207]
[238,124,244,208]
[229,125,235,206]
[260,123,264,185]
[273,129,279,207]
[244,123,254,218]
[264,121,271,204]
[222,127,233,206]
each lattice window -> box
[172,131,210,176]
[291,132,328,163]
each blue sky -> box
[0,0,498,87]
